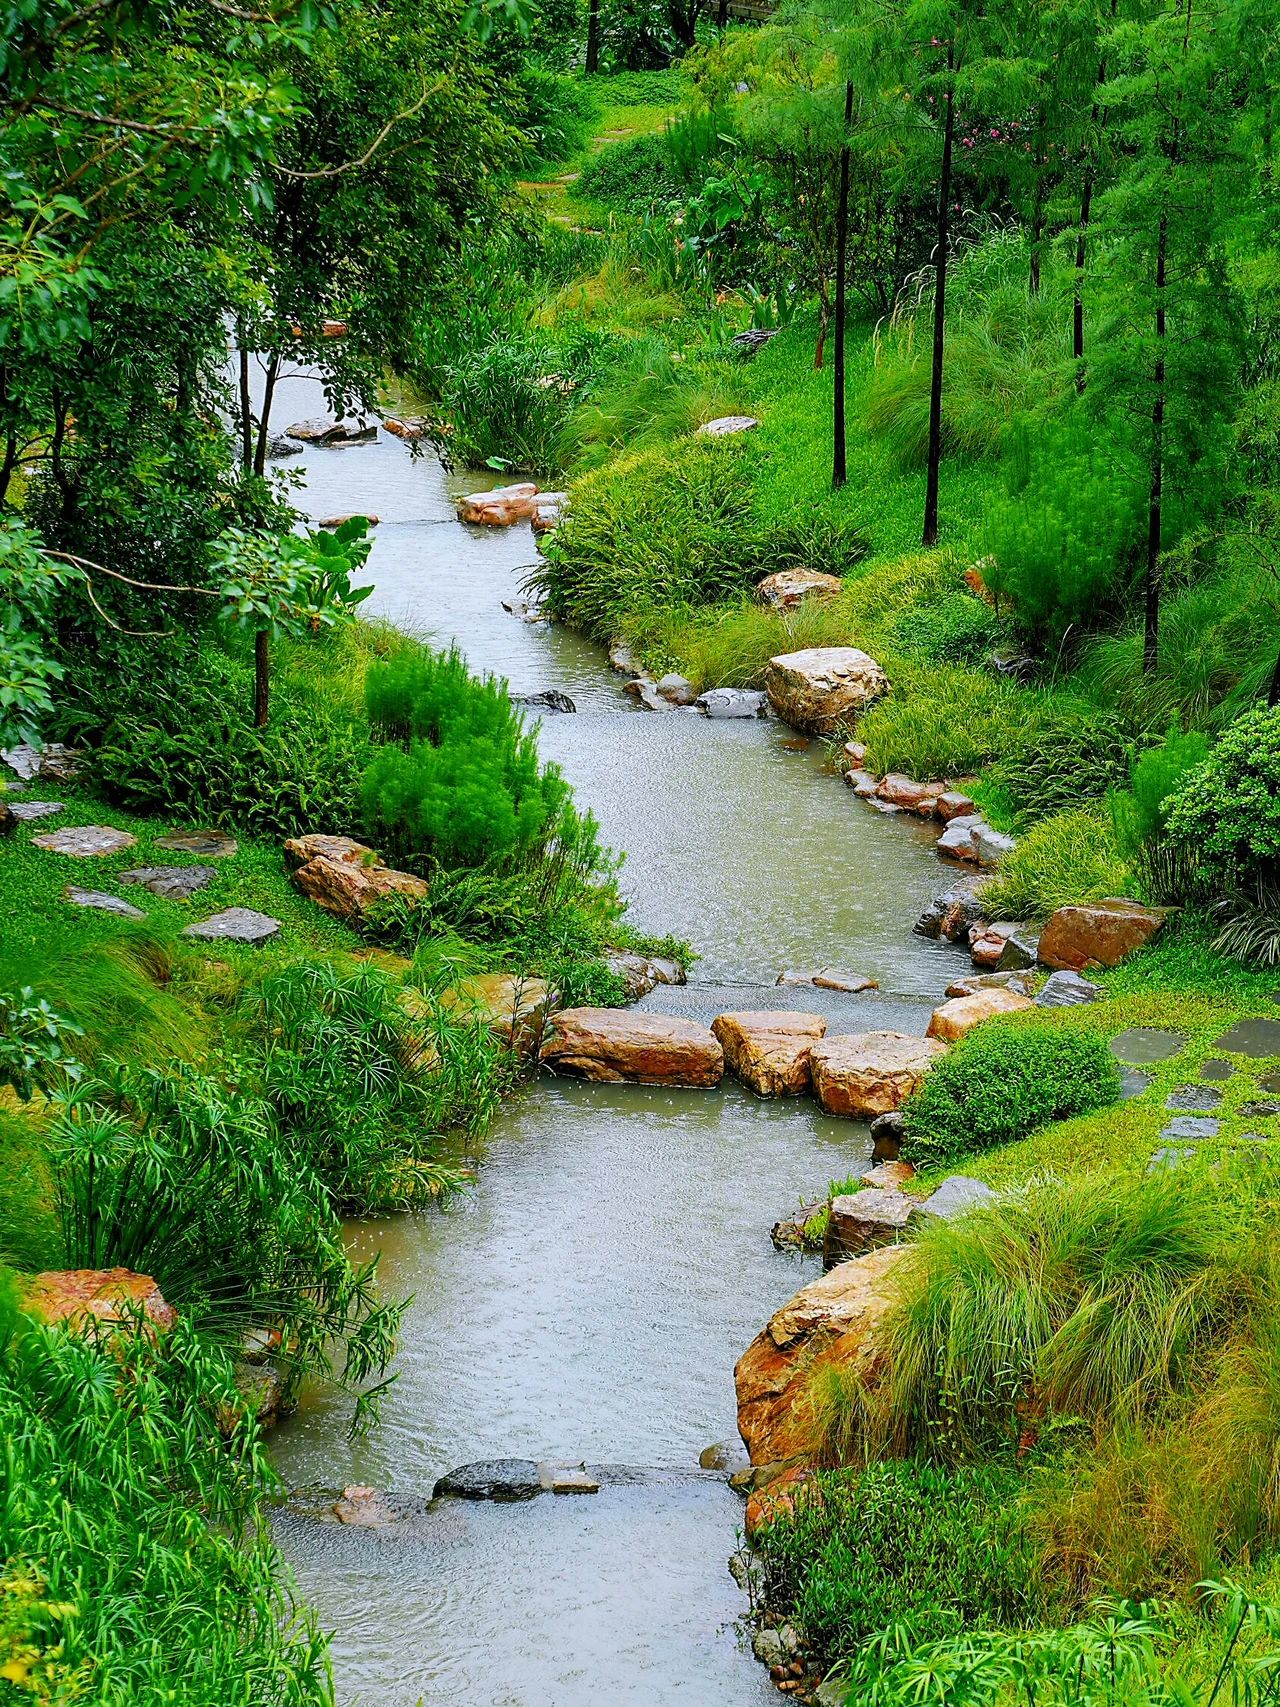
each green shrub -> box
[442,328,616,472]
[754,1462,1043,1669]
[860,665,1020,781]
[987,697,1133,823]
[901,1020,1121,1168]
[980,807,1131,921]
[575,131,681,212]
[887,591,1001,665]
[1163,705,1280,888]
[0,1290,332,1703]
[515,65,596,167]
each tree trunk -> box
[238,336,254,471]
[922,44,956,549]
[717,0,728,26]
[253,350,281,479]
[1029,111,1047,296]
[254,629,270,727]
[586,0,600,73]
[833,81,854,490]
[814,291,830,370]
[1268,638,1280,707]
[1144,212,1167,677]
[1072,168,1094,388]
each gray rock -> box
[602,948,685,1001]
[624,678,670,712]
[119,865,217,899]
[1160,1116,1221,1141]
[1200,1059,1236,1081]
[1119,1067,1153,1100]
[1110,1027,1187,1065]
[870,1110,904,1160]
[1149,1145,1197,1172]
[608,642,638,675]
[8,800,64,822]
[915,881,984,940]
[284,418,376,445]
[33,825,137,857]
[501,598,546,624]
[1213,1018,1280,1059]
[947,971,1037,999]
[1241,1100,1280,1118]
[771,1199,827,1252]
[434,1459,544,1501]
[696,414,759,437]
[752,1628,785,1668]
[696,687,768,719]
[65,887,145,918]
[265,434,303,459]
[972,824,1018,868]
[936,813,985,861]
[729,1548,766,1601]
[1036,970,1104,1008]
[510,689,576,714]
[699,1440,750,1473]
[1165,1085,1223,1112]
[155,829,238,858]
[656,673,698,706]
[3,742,82,783]
[182,907,279,943]
[913,1175,996,1221]
[846,768,880,797]
[997,929,1039,972]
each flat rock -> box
[914,1175,996,1220]
[1110,1027,1186,1065]
[602,949,686,1002]
[1036,970,1104,1007]
[3,742,82,783]
[540,1008,723,1087]
[457,483,539,527]
[1038,899,1170,971]
[1149,1144,1198,1172]
[318,512,379,528]
[1213,1018,1280,1059]
[284,418,376,445]
[810,1031,948,1119]
[824,1189,914,1265]
[877,774,948,816]
[33,825,137,857]
[712,1010,827,1097]
[65,887,145,918]
[860,1161,916,1190]
[696,687,768,719]
[24,1266,176,1333]
[1120,1067,1153,1099]
[434,1460,543,1502]
[756,568,843,609]
[936,791,977,821]
[156,829,237,858]
[1160,1116,1221,1141]
[182,907,280,943]
[9,800,64,821]
[765,647,889,736]
[735,1247,904,1463]
[1242,1100,1280,1118]
[812,968,879,993]
[1165,1085,1223,1112]
[119,865,217,899]
[537,1462,599,1495]
[946,971,1037,999]
[1200,1059,1236,1081]
[696,414,758,436]
[926,987,1035,1041]
[382,416,427,440]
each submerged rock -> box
[510,689,577,714]
[434,1460,544,1502]
[602,948,686,1002]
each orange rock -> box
[809,1032,948,1118]
[744,1467,816,1539]
[541,1008,723,1087]
[735,1247,903,1463]
[1038,899,1171,970]
[24,1267,176,1334]
[456,483,539,527]
[877,775,949,816]
[290,853,428,921]
[283,833,374,870]
[712,1010,827,1097]
[926,987,1036,1042]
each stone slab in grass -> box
[1165,1085,1224,1112]
[9,800,64,822]
[1241,1100,1280,1119]
[1160,1115,1221,1141]
[1213,1018,1280,1059]
[1120,1067,1153,1100]
[1110,1027,1187,1065]
[182,907,279,943]
[1200,1059,1236,1081]
[65,887,145,918]
[120,865,217,900]
[155,829,238,858]
[1149,1145,1197,1172]
[33,825,137,857]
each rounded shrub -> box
[1163,705,1280,887]
[901,1020,1121,1167]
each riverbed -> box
[261,377,966,1706]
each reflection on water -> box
[262,371,966,1706]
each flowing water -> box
[261,374,970,1706]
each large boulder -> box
[809,1032,948,1118]
[712,1010,827,1097]
[926,987,1035,1042]
[823,1189,915,1265]
[24,1267,176,1334]
[1038,899,1171,970]
[289,844,428,922]
[540,1009,723,1087]
[456,483,540,527]
[764,648,889,736]
[756,569,843,609]
[696,687,768,719]
[734,1247,903,1464]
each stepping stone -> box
[182,908,279,943]
[1110,1027,1186,1065]
[914,1176,996,1220]
[1160,1116,1220,1141]
[1120,1067,1153,1100]
[1241,1100,1280,1119]
[536,1462,599,1495]
[1165,1085,1223,1112]
[9,800,64,822]
[33,826,137,857]
[1262,1072,1280,1094]
[65,887,145,918]
[1213,1018,1280,1059]
[156,830,237,858]
[1149,1145,1197,1172]
[119,865,218,899]
[1200,1059,1235,1081]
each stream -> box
[260,373,967,1705]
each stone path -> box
[120,865,218,899]
[182,907,279,943]
[65,887,145,918]
[9,800,64,822]
[155,830,238,858]
[33,826,137,857]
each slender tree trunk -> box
[254,628,270,727]
[814,289,830,370]
[1144,212,1167,677]
[1029,111,1047,296]
[238,336,254,471]
[833,81,854,490]
[1268,638,1280,707]
[922,44,956,549]
[1072,169,1094,388]
[253,350,281,478]
[586,0,601,73]
[717,0,728,28]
